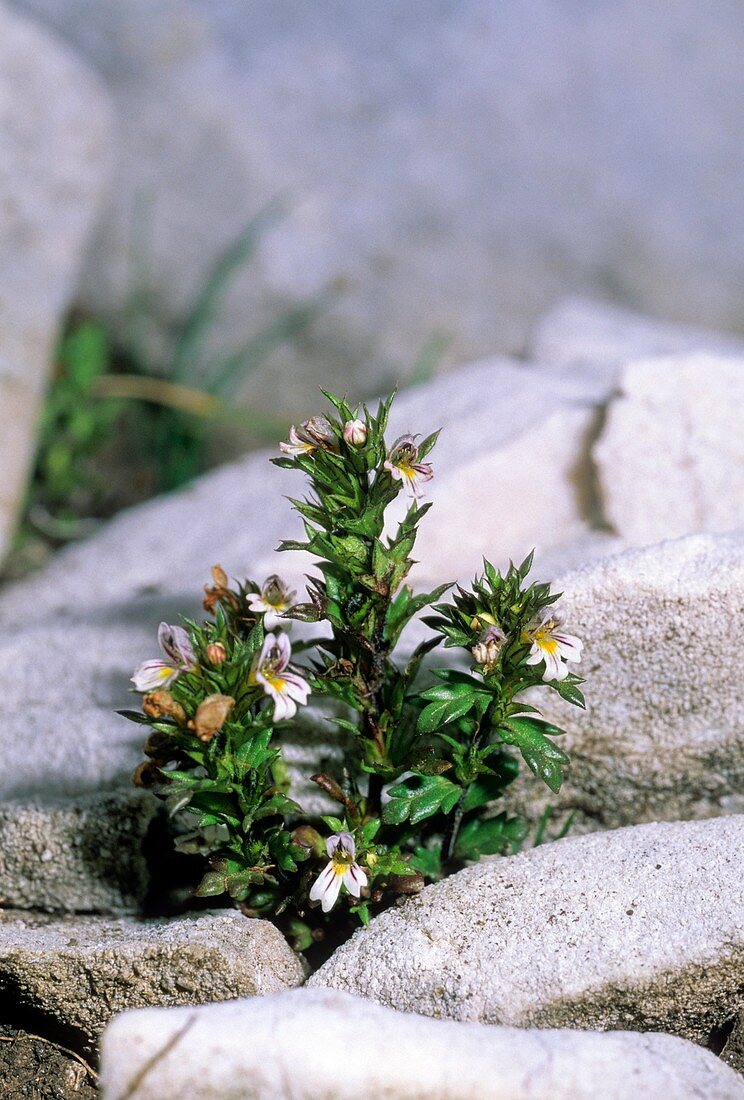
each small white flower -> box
[309,832,368,913]
[280,416,335,456]
[384,434,433,498]
[343,418,367,446]
[245,575,297,630]
[132,623,197,692]
[525,613,583,682]
[249,632,310,721]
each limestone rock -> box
[0,788,157,913]
[99,987,744,1100]
[593,355,744,546]
[387,358,602,585]
[0,1,110,563]
[529,297,744,382]
[503,532,744,829]
[0,910,304,1050]
[310,818,744,1049]
[9,2,744,410]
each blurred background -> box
[1,0,743,578]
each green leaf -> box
[194,871,227,897]
[498,716,570,793]
[409,844,442,880]
[461,773,512,813]
[382,774,461,826]
[417,678,489,734]
[455,813,527,859]
[551,679,586,709]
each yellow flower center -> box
[533,626,559,654]
[263,671,288,693]
[331,852,353,876]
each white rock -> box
[99,987,744,1100]
[530,297,744,383]
[310,818,744,1047]
[389,357,605,585]
[593,355,744,546]
[9,3,744,409]
[503,532,744,829]
[0,909,304,1049]
[0,788,157,913]
[0,1,111,563]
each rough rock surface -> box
[0,910,305,1050]
[0,1,110,564]
[9,2,744,409]
[310,818,744,1048]
[0,789,157,913]
[504,532,744,829]
[593,355,744,546]
[99,987,744,1100]
[530,297,744,381]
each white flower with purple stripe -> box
[249,632,310,721]
[525,613,583,682]
[131,623,197,692]
[245,575,297,630]
[309,832,368,913]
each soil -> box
[0,1026,97,1099]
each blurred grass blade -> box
[93,374,221,417]
[205,296,328,398]
[93,373,286,440]
[407,331,451,387]
[171,201,284,383]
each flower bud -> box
[343,418,367,446]
[205,642,227,666]
[142,690,187,724]
[188,694,235,742]
[471,625,506,668]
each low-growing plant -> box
[123,390,586,950]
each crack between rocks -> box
[0,1031,98,1085]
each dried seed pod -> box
[142,690,187,724]
[189,694,235,742]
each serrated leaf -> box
[499,716,569,793]
[382,774,461,826]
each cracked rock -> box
[593,355,744,546]
[504,531,744,829]
[310,818,744,1048]
[99,987,744,1100]
[0,910,305,1051]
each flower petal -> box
[158,623,195,668]
[327,832,356,859]
[131,660,178,692]
[283,672,311,706]
[271,689,296,722]
[343,863,368,897]
[554,632,583,662]
[309,863,343,912]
